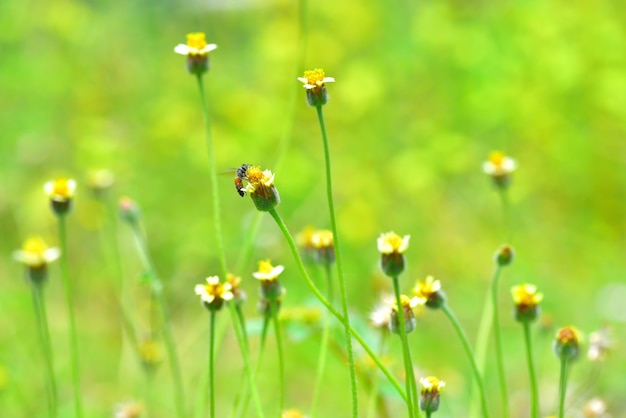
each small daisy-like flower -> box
[419,376,445,413]
[482,151,517,189]
[194,276,234,311]
[297,68,335,107]
[389,294,421,334]
[311,229,335,265]
[174,32,218,75]
[297,226,317,261]
[377,231,410,277]
[494,244,515,266]
[253,259,285,303]
[13,237,61,284]
[553,326,583,361]
[226,273,247,306]
[587,326,611,362]
[413,276,446,309]
[44,178,76,215]
[138,337,162,372]
[511,283,543,323]
[114,400,144,418]
[241,165,280,211]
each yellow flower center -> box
[257,259,275,274]
[302,68,326,86]
[186,32,208,49]
[512,284,543,306]
[246,165,264,183]
[557,326,580,344]
[488,151,506,167]
[23,237,48,256]
[312,230,334,249]
[49,178,74,198]
[420,376,445,393]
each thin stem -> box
[311,265,334,417]
[32,284,58,418]
[441,304,490,418]
[129,221,186,418]
[470,286,493,418]
[58,215,83,418]
[208,310,217,418]
[195,74,228,278]
[391,276,416,418]
[557,358,568,418]
[268,208,407,403]
[314,104,358,418]
[271,302,285,415]
[522,322,539,418]
[490,265,509,417]
[366,333,388,418]
[498,189,512,243]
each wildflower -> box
[413,276,446,309]
[582,397,607,418]
[297,68,335,107]
[389,295,421,334]
[88,169,115,196]
[138,337,162,373]
[194,276,234,311]
[377,231,410,277]
[311,229,335,265]
[553,326,583,361]
[226,273,247,306]
[119,197,141,224]
[587,326,611,362]
[483,151,516,189]
[282,409,306,418]
[240,165,280,211]
[369,298,393,330]
[494,244,515,266]
[511,283,543,323]
[13,237,61,284]
[253,259,286,304]
[44,178,76,216]
[297,226,317,261]
[114,400,144,418]
[419,376,445,413]
[174,32,217,75]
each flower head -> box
[511,283,543,323]
[253,259,285,281]
[241,165,280,211]
[119,196,141,224]
[88,169,114,195]
[419,376,445,413]
[413,276,446,309]
[311,229,335,265]
[378,231,410,277]
[553,326,583,361]
[138,337,162,372]
[389,294,421,334]
[494,244,515,266]
[369,301,393,330]
[483,151,517,189]
[194,276,233,311]
[297,68,335,106]
[44,178,76,215]
[226,273,247,306]
[13,237,60,284]
[174,32,217,75]
[253,259,285,303]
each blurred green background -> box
[1,0,625,416]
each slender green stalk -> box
[366,333,388,418]
[57,215,83,418]
[311,265,334,417]
[498,189,512,242]
[205,310,217,418]
[522,322,539,418]
[441,304,490,418]
[557,357,568,418]
[391,276,416,418]
[32,284,57,418]
[195,74,227,278]
[268,208,407,403]
[470,287,492,418]
[271,301,285,415]
[426,412,432,418]
[129,221,185,418]
[490,266,508,417]
[227,302,265,418]
[314,104,358,417]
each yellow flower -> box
[297,68,335,90]
[553,325,583,361]
[511,284,543,307]
[419,376,445,413]
[13,237,60,268]
[252,259,284,281]
[241,165,280,211]
[377,231,410,254]
[194,276,234,307]
[297,226,317,250]
[419,376,446,393]
[482,151,517,176]
[44,178,76,202]
[282,409,306,418]
[174,32,218,56]
[138,338,162,369]
[392,294,422,312]
[311,229,333,249]
[413,276,441,301]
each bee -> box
[234,164,249,197]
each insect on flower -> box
[226,164,249,197]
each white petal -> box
[174,44,191,55]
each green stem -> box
[557,357,568,418]
[227,302,265,418]
[208,310,217,418]
[32,284,57,418]
[470,287,492,418]
[314,104,358,418]
[268,208,407,403]
[490,266,508,417]
[58,215,83,418]
[311,265,334,417]
[522,322,539,418]
[498,189,512,243]
[391,276,416,418]
[441,304,490,418]
[129,221,186,418]
[271,302,285,415]
[366,333,388,418]
[196,74,228,278]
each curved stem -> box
[196,74,228,278]
[490,266,508,417]
[391,276,416,418]
[522,322,539,418]
[268,208,407,402]
[557,358,568,418]
[311,264,334,417]
[271,302,285,415]
[58,215,83,418]
[314,104,358,418]
[32,284,57,418]
[441,304,490,418]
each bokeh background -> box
[1,0,625,416]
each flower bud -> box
[494,244,515,266]
[511,283,543,323]
[44,178,76,216]
[419,376,445,413]
[297,68,335,107]
[377,232,410,277]
[553,326,582,362]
